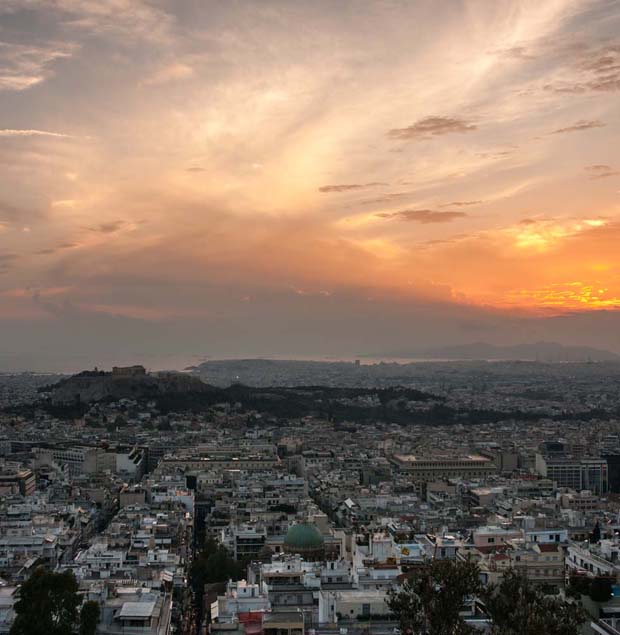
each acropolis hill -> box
[46,365,211,405]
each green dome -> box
[284,522,324,550]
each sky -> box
[1,0,620,370]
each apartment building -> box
[535,454,608,494]
[390,454,497,482]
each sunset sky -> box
[1,0,620,370]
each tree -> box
[158,419,172,431]
[190,539,245,630]
[257,544,274,563]
[566,574,590,599]
[79,601,101,635]
[115,415,127,427]
[190,538,245,589]
[589,577,613,603]
[387,558,482,635]
[10,567,80,635]
[484,569,586,635]
[269,504,296,514]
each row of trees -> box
[387,559,587,635]
[10,568,100,635]
[190,537,246,629]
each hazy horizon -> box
[3,337,620,374]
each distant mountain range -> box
[416,341,620,362]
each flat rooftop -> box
[263,612,304,624]
[118,601,157,619]
[393,454,492,463]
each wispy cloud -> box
[90,220,125,234]
[35,243,77,256]
[319,182,387,193]
[0,0,175,45]
[490,45,533,60]
[476,148,516,159]
[361,191,417,205]
[544,43,620,94]
[376,209,467,223]
[584,164,620,179]
[0,128,72,138]
[440,200,483,208]
[388,117,477,141]
[551,120,605,134]
[519,217,553,226]
[0,41,74,91]
[142,63,194,86]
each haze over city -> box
[1,0,620,370]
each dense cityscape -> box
[0,360,620,634]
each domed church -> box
[283,521,325,560]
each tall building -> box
[535,454,608,494]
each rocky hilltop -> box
[46,365,211,405]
